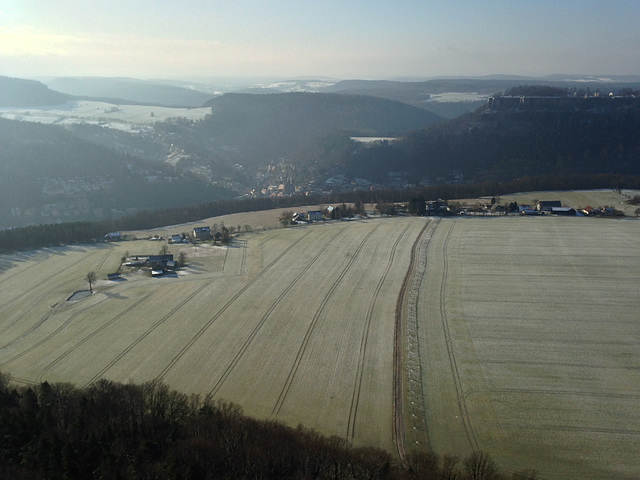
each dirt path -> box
[393,218,439,466]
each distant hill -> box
[197,92,444,166]
[44,77,216,107]
[321,77,640,118]
[0,76,70,107]
[324,76,640,97]
[329,95,640,184]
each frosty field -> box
[0,214,638,478]
[0,218,424,452]
[410,216,640,479]
[0,100,211,131]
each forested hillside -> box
[319,96,640,184]
[0,76,70,107]
[198,92,444,166]
[0,119,229,228]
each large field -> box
[1,213,639,478]
[0,217,425,453]
[409,216,640,479]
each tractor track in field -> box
[1,302,96,364]
[490,387,640,400]
[438,221,479,451]
[484,359,640,370]
[155,229,315,382]
[220,238,248,274]
[502,422,640,437]
[94,246,113,271]
[239,238,248,274]
[206,228,347,398]
[0,249,104,337]
[221,243,230,271]
[346,222,411,441]
[269,224,380,421]
[82,282,212,388]
[4,373,38,386]
[0,252,46,278]
[0,248,115,356]
[36,291,157,383]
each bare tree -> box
[86,271,97,293]
[279,210,294,227]
[464,450,498,480]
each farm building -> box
[550,207,576,215]
[170,234,187,244]
[307,210,323,222]
[105,232,122,241]
[537,200,562,211]
[149,254,175,276]
[148,254,174,267]
[520,206,541,215]
[291,212,308,224]
[192,226,211,239]
[427,199,451,215]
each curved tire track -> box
[36,291,157,383]
[346,222,411,440]
[206,228,347,397]
[0,249,103,337]
[269,223,381,420]
[155,229,315,381]
[438,221,479,451]
[94,246,113,272]
[82,282,211,388]
[1,303,96,363]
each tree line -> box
[0,373,537,479]
[2,173,639,254]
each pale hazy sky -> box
[1,0,639,80]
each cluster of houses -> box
[456,199,621,216]
[516,200,619,216]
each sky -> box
[1,0,639,80]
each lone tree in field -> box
[86,271,97,293]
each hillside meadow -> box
[0,209,639,479]
[0,100,211,131]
